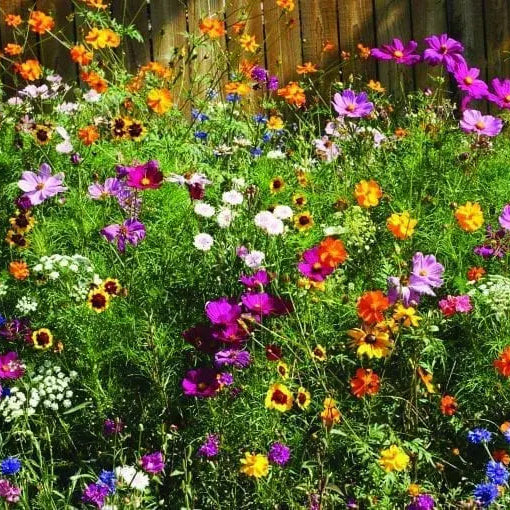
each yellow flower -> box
[146,88,172,114]
[276,361,289,379]
[311,345,327,361]
[32,328,54,350]
[265,383,293,412]
[393,304,421,328]
[240,452,269,478]
[367,79,385,93]
[354,179,382,207]
[387,211,417,239]
[408,484,421,497]
[379,445,410,472]
[267,116,284,130]
[296,387,311,409]
[320,397,341,429]
[87,288,111,313]
[269,176,285,193]
[455,201,484,232]
[294,211,314,232]
[348,327,392,359]
[239,33,259,53]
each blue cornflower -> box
[253,113,267,124]
[191,109,209,122]
[250,147,262,157]
[226,93,241,103]
[262,132,272,142]
[0,316,6,327]
[0,457,21,475]
[486,460,509,485]
[1,388,11,398]
[503,429,510,443]
[194,131,208,140]
[206,89,218,99]
[467,428,492,444]
[473,482,499,507]
[98,470,116,494]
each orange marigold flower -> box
[357,43,371,59]
[81,71,108,93]
[440,395,458,416]
[28,11,54,34]
[367,79,385,93]
[354,179,382,208]
[494,346,510,377]
[78,125,100,146]
[14,59,42,81]
[357,290,390,324]
[70,45,93,66]
[4,14,22,27]
[232,21,246,34]
[455,201,484,232]
[318,237,348,268]
[501,421,510,433]
[493,450,510,466]
[276,0,295,11]
[9,260,29,280]
[239,33,259,53]
[4,43,22,56]
[350,368,380,398]
[85,27,120,49]
[140,61,172,80]
[394,127,408,138]
[296,62,318,74]
[199,17,226,38]
[147,88,172,114]
[225,81,251,97]
[467,266,486,282]
[277,81,306,107]
[320,397,341,429]
[387,211,417,239]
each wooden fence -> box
[1,0,510,96]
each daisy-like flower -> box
[194,202,215,218]
[239,452,269,478]
[332,90,374,118]
[88,178,123,200]
[371,38,421,65]
[423,34,464,71]
[387,211,417,239]
[311,345,327,361]
[354,179,382,207]
[265,383,293,412]
[222,190,243,206]
[194,233,214,251]
[494,346,510,377]
[294,211,314,231]
[393,304,421,327]
[460,109,503,137]
[87,288,111,313]
[453,62,488,99]
[101,278,122,297]
[126,160,163,190]
[455,201,484,232]
[356,290,390,324]
[350,368,380,398]
[269,177,285,193]
[488,78,510,109]
[348,326,392,359]
[296,387,311,409]
[31,328,54,350]
[101,219,146,253]
[378,445,410,472]
[18,163,67,206]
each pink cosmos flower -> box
[499,204,510,230]
[439,295,472,316]
[487,78,510,109]
[18,163,67,206]
[205,298,241,325]
[453,62,488,99]
[88,178,123,200]
[298,247,334,282]
[126,160,163,190]
[370,38,421,65]
[0,352,25,380]
[423,34,464,71]
[460,109,503,137]
[101,218,146,253]
[332,90,374,118]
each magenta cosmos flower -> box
[298,246,335,282]
[205,298,241,326]
[423,34,464,71]
[127,160,163,190]
[0,352,25,380]
[240,292,284,317]
[453,62,488,99]
[101,218,146,252]
[488,78,510,109]
[460,109,503,137]
[18,163,67,206]
[239,270,271,290]
[499,204,510,230]
[332,90,374,118]
[182,367,220,398]
[140,452,165,474]
[370,38,421,65]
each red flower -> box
[494,346,510,377]
[440,395,458,416]
[356,291,390,324]
[350,368,380,398]
[265,344,282,361]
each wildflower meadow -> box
[2,1,510,509]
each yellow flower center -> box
[141,177,151,186]
[346,103,356,112]
[393,50,404,58]
[475,121,486,130]
[464,76,473,85]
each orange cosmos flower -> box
[85,28,120,49]
[357,43,371,59]
[440,395,458,416]
[367,79,385,93]
[277,82,306,107]
[467,266,486,282]
[455,201,484,232]
[9,260,29,280]
[320,397,341,429]
[495,347,510,377]
[4,14,22,27]
[350,368,380,398]
[199,18,226,38]
[4,43,22,56]
[318,237,348,268]
[225,81,251,97]
[296,62,318,74]
[387,211,417,240]
[140,61,172,80]
[14,59,42,81]
[81,71,108,93]
[83,0,109,8]
[239,34,258,53]
[78,125,100,145]
[322,40,335,52]
[232,21,246,34]
[356,290,390,324]
[28,11,54,34]
[277,0,295,11]
[147,88,172,114]
[417,367,437,394]
[493,450,510,466]
[70,45,93,66]
[354,179,382,207]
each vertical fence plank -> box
[151,0,187,64]
[374,0,414,97]
[300,0,339,93]
[484,0,510,81]
[111,0,151,72]
[263,0,302,84]
[37,0,77,82]
[410,0,448,90]
[337,0,377,82]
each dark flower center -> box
[299,215,310,226]
[365,334,377,344]
[91,294,107,308]
[36,332,50,346]
[271,389,288,404]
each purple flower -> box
[499,204,510,229]
[103,418,124,436]
[423,34,464,71]
[267,75,279,91]
[409,252,444,295]
[88,178,123,200]
[314,136,340,161]
[370,38,421,65]
[268,442,291,466]
[18,163,67,206]
[101,218,146,253]
[473,482,499,507]
[182,324,217,353]
[486,460,509,485]
[239,270,270,290]
[182,368,220,398]
[241,292,277,316]
[205,298,241,326]
[97,470,116,494]
[0,352,25,380]
[140,451,165,474]
[81,482,108,508]
[198,434,220,458]
[212,322,249,344]
[332,90,374,118]
[488,78,510,109]
[460,109,503,137]
[407,494,435,510]
[387,276,421,307]
[251,66,268,82]
[453,62,488,99]
[468,427,492,444]
[0,479,21,503]
[474,225,509,258]
[439,295,472,316]
[214,349,251,368]
[126,160,163,190]
[218,372,233,386]
[298,247,335,282]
